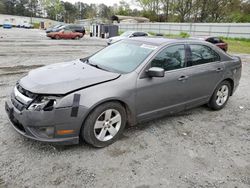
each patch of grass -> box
[148,31,156,36]
[224,39,250,54]
[32,22,40,29]
[179,32,190,38]
[164,32,190,38]
[118,31,124,35]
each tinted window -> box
[188,44,220,66]
[151,45,186,71]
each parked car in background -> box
[63,24,85,35]
[5,37,241,147]
[3,22,12,29]
[190,36,228,52]
[46,24,65,33]
[107,31,149,45]
[16,21,34,29]
[23,23,34,29]
[46,28,83,39]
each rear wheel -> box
[74,36,80,40]
[82,102,126,147]
[208,81,231,110]
[55,35,60,40]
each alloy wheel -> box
[216,85,229,106]
[94,109,122,142]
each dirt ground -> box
[0,28,249,188]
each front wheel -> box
[82,102,127,147]
[55,35,60,40]
[208,81,231,110]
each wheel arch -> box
[80,99,135,134]
[223,78,234,96]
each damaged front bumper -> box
[5,92,86,145]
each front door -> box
[136,44,189,121]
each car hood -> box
[19,59,120,95]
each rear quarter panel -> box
[223,56,242,93]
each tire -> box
[74,36,80,40]
[208,81,232,110]
[82,102,127,147]
[55,35,60,40]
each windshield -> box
[88,41,156,73]
[120,31,134,37]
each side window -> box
[151,45,186,71]
[188,44,220,66]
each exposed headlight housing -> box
[28,96,58,111]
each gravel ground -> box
[0,28,249,188]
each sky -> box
[64,0,140,9]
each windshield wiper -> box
[80,58,110,72]
[88,63,108,71]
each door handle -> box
[215,67,224,72]
[178,75,189,81]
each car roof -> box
[126,37,177,46]
[126,37,208,46]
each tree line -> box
[0,0,249,23]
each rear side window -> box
[151,45,186,71]
[188,44,220,66]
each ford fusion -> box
[5,37,242,147]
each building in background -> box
[0,14,62,29]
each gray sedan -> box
[5,37,242,147]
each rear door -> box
[183,43,225,108]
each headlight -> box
[28,96,58,111]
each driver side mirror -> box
[146,67,165,77]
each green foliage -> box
[32,22,40,29]
[118,31,124,35]
[179,32,190,38]
[148,31,156,36]
[164,33,190,39]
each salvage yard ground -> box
[0,28,249,188]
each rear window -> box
[188,44,220,66]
